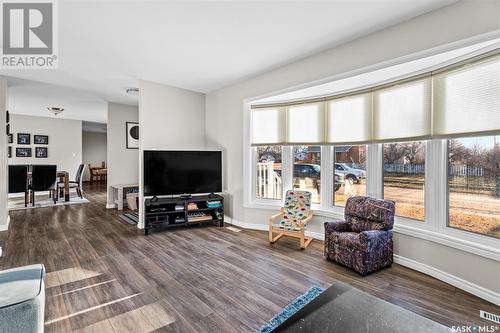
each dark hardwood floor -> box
[0,184,498,332]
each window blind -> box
[327,93,372,143]
[251,107,286,145]
[433,56,500,136]
[373,78,432,141]
[287,103,325,143]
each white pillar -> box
[0,78,9,231]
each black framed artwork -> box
[126,122,139,149]
[6,110,9,123]
[8,146,12,158]
[16,147,32,157]
[7,133,13,144]
[34,135,49,144]
[17,133,31,145]
[6,124,9,135]
[35,147,48,158]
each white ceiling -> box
[2,0,458,121]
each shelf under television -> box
[144,194,224,235]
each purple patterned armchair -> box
[324,196,395,275]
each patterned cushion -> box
[332,232,366,250]
[344,196,395,232]
[284,190,311,219]
[278,190,311,231]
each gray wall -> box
[8,114,82,179]
[82,131,107,181]
[205,1,500,299]
[106,102,139,206]
[0,79,8,231]
[138,80,206,228]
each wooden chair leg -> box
[269,228,273,243]
[300,231,305,249]
[24,191,28,207]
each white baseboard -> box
[106,203,116,209]
[225,216,325,241]
[0,215,10,231]
[393,254,500,306]
[224,215,499,306]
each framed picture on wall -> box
[17,133,31,145]
[34,135,49,144]
[35,147,48,158]
[126,122,139,149]
[7,133,13,144]
[16,147,31,157]
[8,146,12,158]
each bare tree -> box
[485,145,500,198]
[449,139,470,164]
[384,143,406,164]
[404,141,424,164]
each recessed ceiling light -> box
[125,87,139,95]
[47,107,64,116]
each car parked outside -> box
[334,163,366,184]
[293,163,344,192]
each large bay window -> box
[448,136,500,238]
[383,141,426,221]
[248,48,500,255]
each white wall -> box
[8,114,82,179]
[205,1,500,302]
[0,79,8,231]
[82,131,107,181]
[138,80,206,228]
[107,102,139,206]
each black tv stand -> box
[144,194,224,235]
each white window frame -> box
[244,103,500,261]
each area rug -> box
[8,195,89,210]
[119,212,138,225]
[257,286,324,333]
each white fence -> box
[256,162,282,199]
[384,164,425,174]
[384,163,484,176]
[449,165,484,177]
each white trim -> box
[0,215,10,231]
[224,216,324,240]
[106,203,116,209]
[393,254,500,307]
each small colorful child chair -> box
[268,190,314,249]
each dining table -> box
[27,170,70,202]
[57,171,70,202]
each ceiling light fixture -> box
[125,87,139,95]
[47,107,64,116]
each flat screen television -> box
[144,150,222,196]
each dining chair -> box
[59,164,85,199]
[8,165,29,207]
[30,165,57,205]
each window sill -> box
[245,200,500,262]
